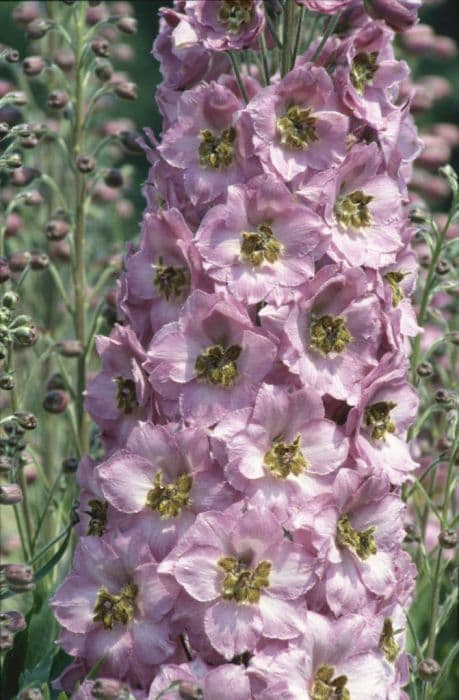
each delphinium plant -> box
[0,1,142,697]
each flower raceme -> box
[51,2,422,697]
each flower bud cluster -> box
[52,2,423,697]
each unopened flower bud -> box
[0,629,14,652]
[0,610,26,632]
[119,130,143,154]
[43,389,69,414]
[115,81,137,101]
[20,689,43,700]
[0,122,10,139]
[439,529,457,549]
[91,38,110,58]
[13,325,38,346]
[435,389,452,405]
[7,91,27,106]
[47,90,69,110]
[23,190,43,207]
[55,339,83,357]
[0,484,23,504]
[417,361,433,378]
[104,169,123,188]
[30,251,50,270]
[2,291,19,308]
[76,155,96,173]
[437,435,451,452]
[62,456,79,473]
[419,253,431,269]
[47,373,66,391]
[20,133,40,149]
[12,3,40,25]
[53,49,75,72]
[418,658,441,681]
[86,3,107,26]
[6,49,20,64]
[94,59,113,82]
[116,16,137,34]
[14,412,37,430]
[435,259,450,276]
[8,251,31,272]
[46,218,69,241]
[0,456,12,473]
[10,167,40,187]
[22,56,46,77]
[26,19,53,40]
[5,153,23,169]
[0,372,14,390]
[4,564,34,586]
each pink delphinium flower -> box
[195,174,327,304]
[364,0,421,32]
[212,383,349,518]
[159,504,316,659]
[98,422,235,559]
[295,0,353,12]
[148,658,251,700]
[266,264,383,402]
[51,534,177,687]
[146,290,277,426]
[185,0,266,51]
[247,63,349,181]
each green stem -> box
[310,12,341,64]
[291,4,305,70]
[258,32,271,85]
[227,51,249,104]
[281,0,295,78]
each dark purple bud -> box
[62,456,79,473]
[435,389,452,405]
[43,389,69,414]
[30,251,50,270]
[53,48,75,72]
[14,412,37,430]
[6,49,20,64]
[10,167,40,187]
[76,155,96,173]
[47,90,69,110]
[435,259,450,276]
[12,3,40,25]
[119,130,143,154]
[104,169,123,188]
[23,190,43,206]
[46,218,69,241]
[0,484,23,504]
[0,258,10,284]
[0,629,14,652]
[439,529,457,549]
[0,372,15,390]
[46,373,66,391]
[114,81,137,101]
[26,19,54,39]
[418,658,441,682]
[91,679,130,699]
[116,16,137,34]
[20,133,40,149]
[49,240,71,263]
[2,291,19,308]
[8,250,31,272]
[91,37,110,58]
[4,564,34,586]
[0,610,26,632]
[55,339,83,357]
[22,56,46,77]
[416,361,433,378]
[94,59,114,82]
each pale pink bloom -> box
[295,0,353,12]
[98,422,235,559]
[247,63,349,181]
[195,174,327,304]
[146,291,277,426]
[185,0,266,51]
[148,658,251,700]
[365,0,421,32]
[159,505,316,659]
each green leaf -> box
[433,640,459,692]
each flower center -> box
[218,556,271,604]
[217,0,254,33]
[335,191,373,229]
[145,471,192,519]
[199,127,236,169]
[240,221,283,266]
[309,315,352,356]
[86,498,108,537]
[195,343,241,387]
[93,582,138,630]
[264,435,309,479]
[277,105,318,150]
[384,271,407,308]
[311,664,350,700]
[153,256,189,301]
[114,376,138,415]
[364,401,397,440]
[350,51,378,93]
[336,514,377,560]
[379,617,400,663]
